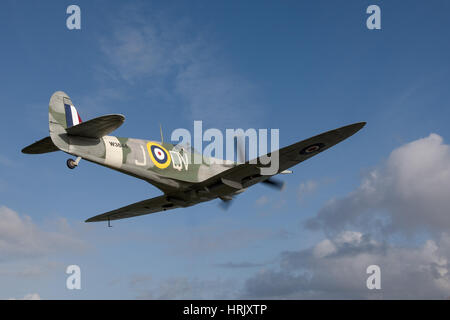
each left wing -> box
[85,195,185,222]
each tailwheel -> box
[66,158,77,169]
[66,157,81,169]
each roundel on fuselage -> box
[147,142,171,169]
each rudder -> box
[49,91,82,152]
[49,91,82,130]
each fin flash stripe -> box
[64,103,82,128]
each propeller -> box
[219,199,232,210]
[236,134,246,164]
[218,196,233,210]
[236,134,285,190]
[218,136,284,211]
[261,177,285,191]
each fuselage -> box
[66,134,242,201]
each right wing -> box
[85,195,184,222]
[200,122,366,188]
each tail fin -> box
[64,102,82,127]
[23,91,125,155]
[49,91,82,130]
[48,91,82,153]
[22,91,77,154]
[49,91,125,141]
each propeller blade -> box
[236,135,245,164]
[262,178,285,191]
[219,195,233,210]
[219,196,233,210]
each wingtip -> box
[349,121,366,132]
[21,146,34,154]
[85,215,109,223]
[334,121,366,140]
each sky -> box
[1,0,450,299]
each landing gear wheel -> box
[66,158,77,169]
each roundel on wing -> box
[300,143,325,155]
[147,142,171,169]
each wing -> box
[85,195,183,222]
[86,122,364,222]
[203,122,366,188]
[66,114,125,139]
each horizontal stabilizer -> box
[66,114,125,139]
[22,136,59,154]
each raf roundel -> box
[147,142,171,169]
[300,143,325,155]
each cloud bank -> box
[0,206,86,261]
[98,8,263,126]
[241,134,450,299]
[243,230,450,299]
[306,133,450,235]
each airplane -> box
[22,91,365,224]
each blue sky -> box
[1,0,450,299]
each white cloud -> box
[255,196,269,206]
[242,134,450,299]
[100,26,175,82]
[98,9,264,126]
[130,275,238,300]
[312,239,337,258]
[0,206,86,261]
[243,231,450,299]
[8,293,41,300]
[297,180,319,202]
[23,293,41,300]
[306,133,450,235]
[0,262,59,278]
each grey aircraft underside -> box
[22,91,365,223]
